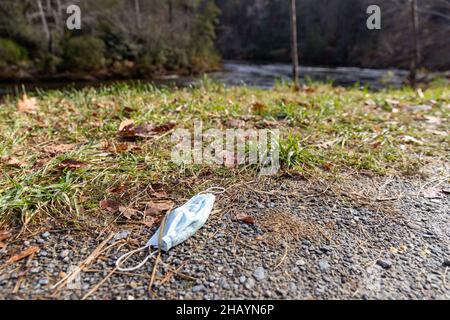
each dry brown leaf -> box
[58,159,88,170]
[134,124,157,138]
[152,121,177,133]
[118,120,176,139]
[119,119,135,132]
[119,206,139,220]
[251,102,267,114]
[0,242,5,249]
[17,94,38,113]
[141,216,160,228]
[42,143,76,155]
[153,191,168,199]
[226,119,246,128]
[234,213,255,224]
[144,200,174,216]
[100,199,121,213]
[108,184,127,194]
[0,230,11,242]
[114,143,129,153]
[6,246,39,264]
[1,156,28,168]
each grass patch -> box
[0,80,448,227]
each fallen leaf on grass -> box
[226,119,246,128]
[0,156,28,168]
[250,102,267,114]
[144,200,174,216]
[423,188,441,199]
[119,206,139,220]
[58,159,88,170]
[17,94,38,113]
[141,216,160,228]
[233,213,255,224]
[6,246,39,265]
[113,143,129,153]
[118,120,176,139]
[108,184,127,194]
[153,191,168,199]
[42,143,76,155]
[100,199,121,213]
[152,121,177,133]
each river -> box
[0,61,417,96]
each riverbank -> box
[2,62,449,98]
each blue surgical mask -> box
[116,188,224,271]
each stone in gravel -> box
[239,276,246,284]
[60,249,70,259]
[253,267,266,281]
[38,250,47,257]
[320,245,332,253]
[244,278,255,290]
[113,230,130,242]
[39,279,49,285]
[30,268,40,274]
[41,232,50,239]
[192,285,206,293]
[295,259,306,266]
[318,260,330,272]
[376,260,392,269]
[443,258,450,267]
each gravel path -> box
[1,174,449,300]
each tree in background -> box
[0,0,221,77]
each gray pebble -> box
[41,232,50,239]
[60,249,70,259]
[192,285,206,293]
[318,260,330,272]
[376,260,392,269]
[253,267,266,281]
[443,258,450,267]
[244,278,255,290]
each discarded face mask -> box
[116,187,225,271]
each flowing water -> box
[0,61,414,96]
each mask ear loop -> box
[115,245,156,272]
[115,208,171,272]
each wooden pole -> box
[289,0,299,88]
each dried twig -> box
[52,232,114,293]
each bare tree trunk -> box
[289,0,299,88]
[168,0,174,25]
[36,0,51,52]
[409,0,420,87]
[134,0,142,30]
